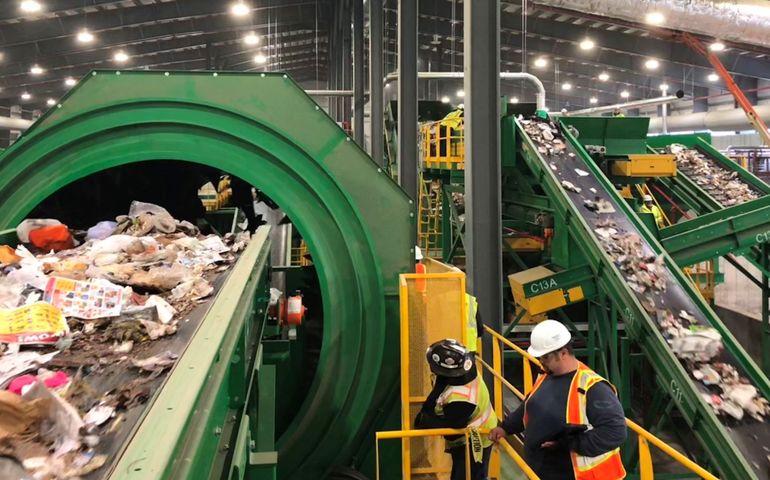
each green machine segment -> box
[0,71,412,479]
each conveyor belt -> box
[517,117,770,479]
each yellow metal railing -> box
[290,240,312,266]
[483,325,720,480]
[421,118,465,170]
[417,173,442,259]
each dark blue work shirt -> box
[500,370,627,480]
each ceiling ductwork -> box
[648,105,770,133]
[0,116,32,131]
[532,0,770,49]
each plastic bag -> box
[16,219,61,243]
[85,221,117,241]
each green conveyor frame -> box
[0,71,412,479]
[512,116,770,480]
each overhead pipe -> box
[532,0,770,49]
[384,71,546,110]
[0,116,33,131]
[649,104,770,134]
[558,91,685,117]
[304,89,355,96]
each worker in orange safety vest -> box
[489,320,627,480]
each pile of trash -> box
[667,144,761,206]
[593,217,770,423]
[520,118,576,160]
[0,201,249,479]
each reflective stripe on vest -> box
[523,363,626,480]
[465,294,478,352]
[435,375,498,449]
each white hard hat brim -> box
[527,341,568,358]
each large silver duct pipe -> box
[0,116,32,131]
[533,0,770,48]
[384,71,546,110]
[557,91,685,117]
[649,104,770,133]
[305,90,354,97]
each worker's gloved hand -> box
[488,426,508,443]
[540,424,588,450]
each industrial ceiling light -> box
[46,98,56,106]
[254,53,267,64]
[440,96,450,103]
[589,97,598,104]
[113,51,129,63]
[77,29,94,43]
[644,58,660,70]
[659,83,669,91]
[579,38,595,51]
[243,32,259,45]
[562,82,573,91]
[620,90,630,98]
[64,77,76,86]
[510,96,519,104]
[709,41,726,52]
[645,11,665,25]
[30,64,44,75]
[20,0,42,13]
[598,72,610,82]
[533,57,548,68]
[21,92,32,100]
[707,72,719,82]
[456,89,465,98]
[230,1,249,16]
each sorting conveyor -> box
[514,116,770,480]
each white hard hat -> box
[643,194,653,202]
[415,246,423,261]
[528,319,572,357]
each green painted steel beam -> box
[660,196,770,266]
[0,70,412,479]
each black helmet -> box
[426,339,473,377]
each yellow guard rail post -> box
[484,325,720,480]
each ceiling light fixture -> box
[598,72,610,82]
[579,38,595,51]
[113,51,129,63]
[620,90,630,98]
[645,11,665,25]
[440,96,450,104]
[20,1,42,13]
[709,41,725,52]
[64,77,76,86]
[254,53,267,64]
[77,29,94,43]
[659,83,669,91]
[510,96,519,104]
[707,72,719,82]
[46,98,56,106]
[533,57,548,68]
[589,97,598,104]
[21,92,32,100]
[243,32,260,45]
[562,82,573,91]
[30,64,44,75]
[230,1,250,16]
[456,89,465,98]
[644,58,660,70]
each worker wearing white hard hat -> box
[488,320,627,480]
[415,245,424,261]
[639,193,664,228]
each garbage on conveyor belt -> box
[0,201,250,479]
[520,118,569,157]
[592,215,770,424]
[667,144,761,206]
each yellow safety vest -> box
[435,374,498,449]
[440,109,464,130]
[640,204,664,228]
[464,294,479,352]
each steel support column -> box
[398,0,418,202]
[763,243,769,374]
[369,0,384,164]
[464,1,501,365]
[353,0,365,146]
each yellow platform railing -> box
[484,325,720,480]
[420,118,465,170]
